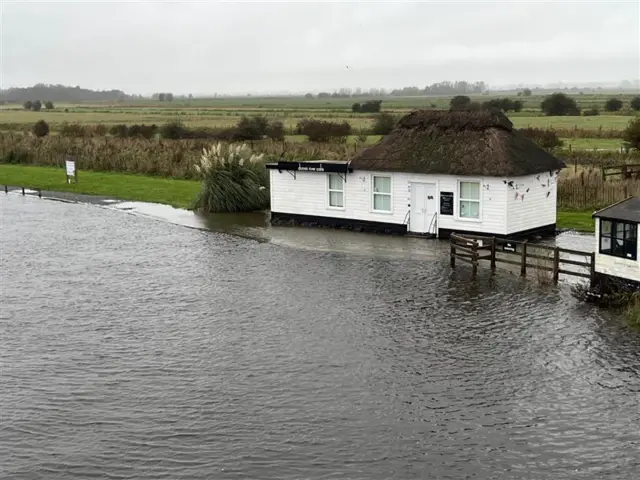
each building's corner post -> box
[520,240,528,277]
[472,240,478,278]
[589,252,596,287]
[490,236,497,271]
[553,247,560,284]
[450,236,456,269]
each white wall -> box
[593,219,640,283]
[270,168,560,236]
[505,172,558,234]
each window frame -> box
[456,179,482,222]
[326,173,345,210]
[371,174,393,214]
[598,218,637,261]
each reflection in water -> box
[2,193,640,480]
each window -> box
[327,173,344,208]
[599,219,637,261]
[372,176,392,212]
[459,181,480,219]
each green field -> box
[0,164,200,209]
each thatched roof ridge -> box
[350,109,565,177]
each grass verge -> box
[0,164,200,209]
[557,210,594,232]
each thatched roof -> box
[350,109,566,177]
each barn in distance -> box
[267,109,566,239]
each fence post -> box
[490,236,496,271]
[520,240,528,277]
[472,240,478,278]
[4,185,7,193]
[21,187,25,195]
[589,252,596,287]
[450,237,456,269]
[553,247,560,284]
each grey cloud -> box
[2,0,638,94]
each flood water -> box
[2,192,640,480]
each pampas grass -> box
[192,142,270,213]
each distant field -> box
[4,91,637,110]
[0,107,636,133]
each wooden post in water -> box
[490,236,497,272]
[450,237,456,268]
[589,252,596,287]
[520,240,528,276]
[21,187,25,195]
[471,240,478,278]
[4,185,7,193]
[553,247,560,284]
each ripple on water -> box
[1,194,640,480]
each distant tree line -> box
[1,84,137,103]
[153,93,175,102]
[449,95,523,112]
[450,93,640,116]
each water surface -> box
[2,193,639,480]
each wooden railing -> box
[450,233,595,284]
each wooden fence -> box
[557,180,640,210]
[450,233,595,285]
[602,163,640,180]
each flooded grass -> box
[557,210,595,232]
[0,164,200,209]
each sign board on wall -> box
[440,192,454,215]
[65,157,78,184]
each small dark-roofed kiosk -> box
[592,196,640,289]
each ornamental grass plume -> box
[192,142,270,213]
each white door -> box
[410,183,438,234]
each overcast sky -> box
[1,0,639,95]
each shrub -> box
[450,95,471,110]
[622,118,640,150]
[33,120,49,137]
[23,101,33,110]
[265,121,285,141]
[297,119,351,142]
[522,88,532,96]
[60,122,87,137]
[235,115,269,140]
[630,96,640,111]
[44,101,54,110]
[372,113,397,135]
[31,100,42,112]
[128,124,158,139]
[193,142,269,213]
[518,127,564,150]
[110,124,129,138]
[482,98,523,112]
[160,121,187,140]
[94,124,108,136]
[540,93,580,116]
[352,100,382,113]
[604,98,623,112]
[583,108,600,116]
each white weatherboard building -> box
[592,197,640,285]
[267,109,566,239]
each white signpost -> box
[65,157,78,184]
